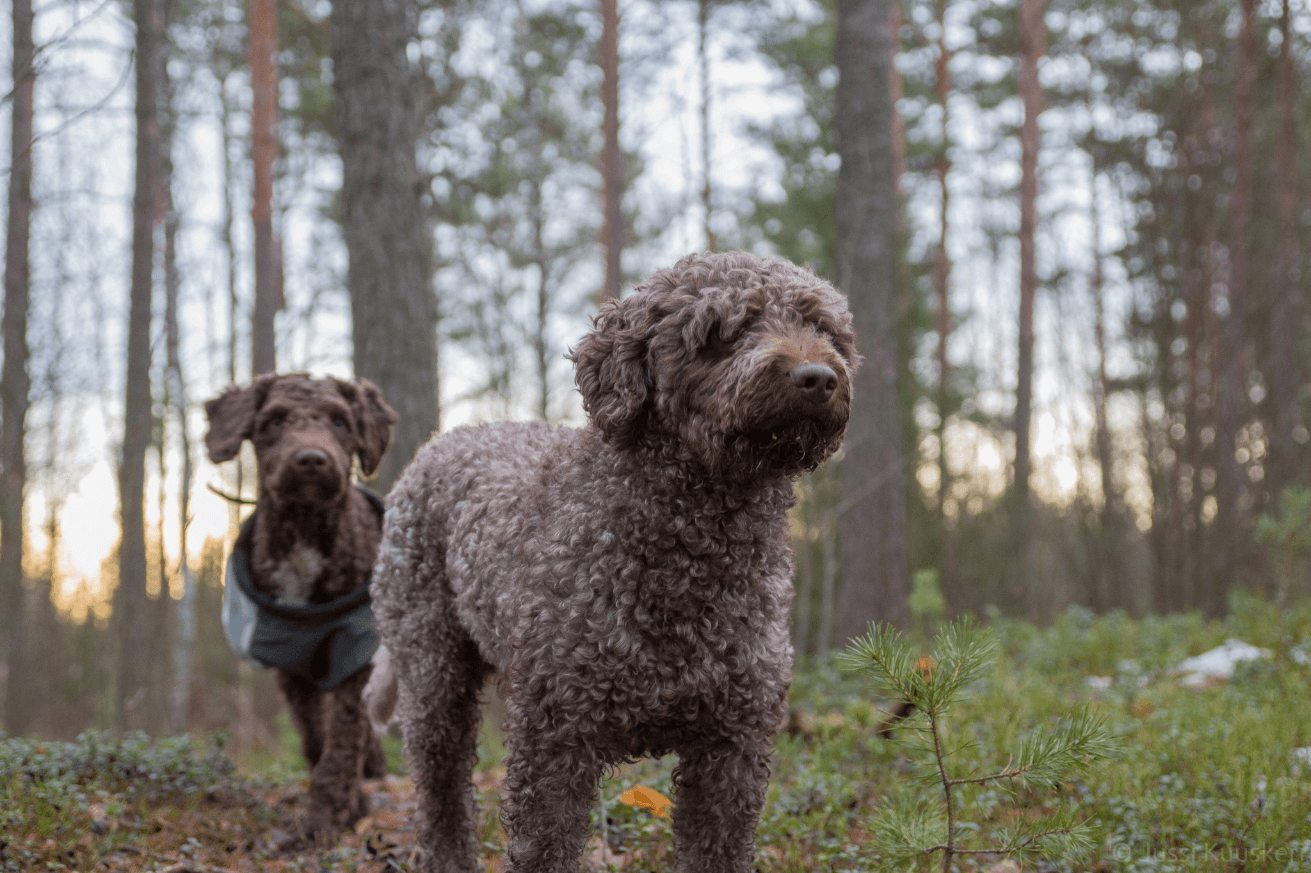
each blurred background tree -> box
[0,0,1308,740]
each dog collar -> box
[221,487,383,690]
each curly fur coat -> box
[369,251,858,873]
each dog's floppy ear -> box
[569,293,657,450]
[335,378,398,476]
[204,374,278,463]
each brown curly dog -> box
[205,373,397,845]
[367,251,857,872]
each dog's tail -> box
[363,645,399,733]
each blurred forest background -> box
[0,0,1309,754]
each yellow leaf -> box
[619,785,672,818]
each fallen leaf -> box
[618,785,672,818]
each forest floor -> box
[70,770,504,873]
[7,592,1311,872]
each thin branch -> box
[0,51,134,177]
[207,482,255,505]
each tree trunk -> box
[530,169,550,421]
[599,0,623,303]
[1089,167,1121,612]
[834,0,909,638]
[1267,0,1300,502]
[250,0,281,376]
[219,64,247,515]
[118,0,166,733]
[164,174,195,732]
[933,0,951,520]
[1013,0,1044,616]
[1213,0,1256,616]
[888,1,904,204]
[333,0,438,493]
[1,0,34,734]
[698,0,716,252]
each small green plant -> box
[1255,485,1311,606]
[838,618,1117,872]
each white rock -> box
[1175,639,1270,687]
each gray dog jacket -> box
[222,488,383,690]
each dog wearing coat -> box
[368,251,857,872]
[205,373,397,844]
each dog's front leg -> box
[277,670,325,768]
[672,740,771,873]
[299,667,371,842]
[502,727,603,873]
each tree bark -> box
[1089,167,1121,612]
[834,0,909,638]
[1014,0,1043,508]
[1,0,35,734]
[164,167,195,732]
[1267,0,1300,502]
[1213,0,1256,616]
[599,0,623,303]
[933,0,951,520]
[333,0,438,493]
[698,0,716,252]
[250,0,282,375]
[1012,0,1044,617]
[118,0,166,733]
[888,1,904,204]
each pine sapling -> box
[839,618,1116,872]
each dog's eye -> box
[332,417,347,428]
[700,333,735,361]
[267,416,284,429]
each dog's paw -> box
[294,808,341,848]
[363,733,387,779]
[350,788,371,823]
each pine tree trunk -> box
[118,0,166,733]
[599,0,623,303]
[164,170,195,732]
[333,0,438,493]
[1267,0,1300,502]
[250,0,281,376]
[1213,0,1256,616]
[887,1,904,203]
[1089,168,1121,612]
[1013,0,1044,617]
[1,0,34,734]
[933,0,952,523]
[698,0,716,252]
[834,0,909,637]
[530,170,550,420]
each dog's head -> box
[204,374,398,506]
[570,251,859,481]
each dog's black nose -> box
[295,448,329,470]
[790,362,838,404]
